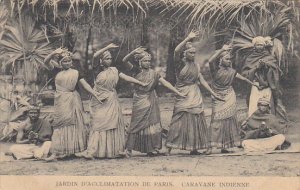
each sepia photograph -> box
[0,0,299,189]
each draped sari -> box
[166,60,209,151]
[50,68,87,156]
[126,69,162,153]
[85,67,126,158]
[209,66,241,149]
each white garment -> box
[9,141,52,160]
[248,83,272,117]
[242,134,285,153]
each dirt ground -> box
[0,89,299,176]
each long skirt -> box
[51,124,87,157]
[85,126,125,158]
[242,134,285,152]
[166,112,209,151]
[126,123,162,153]
[209,115,241,149]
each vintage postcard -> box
[0,0,299,190]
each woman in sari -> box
[166,31,223,155]
[76,43,148,159]
[43,48,88,161]
[206,45,258,154]
[122,47,186,157]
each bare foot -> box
[204,148,212,155]
[44,154,58,162]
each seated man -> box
[0,92,32,141]
[240,97,291,153]
[6,106,53,160]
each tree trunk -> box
[141,17,150,47]
[166,22,186,85]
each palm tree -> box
[0,13,59,93]
[2,0,298,85]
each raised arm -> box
[44,48,65,69]
[208,45,232,64]
[122,47,147,70]
[94,43,118,59]
[175,31,199,53]
[174,31,199,60]
[119,73,147,87]
[159,78,186,97]
[208,44,232,75]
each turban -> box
[257,97,270,106]
[252,36,267,46]
[184,42,196,53]
[59,50,73,63]
[29,105,41,113]
[100,51,112,60]
[134,51,151,61]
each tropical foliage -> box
[229,3,299,73]
[0,0,299,79]
[0,14,59,84]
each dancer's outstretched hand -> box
[107,43,119,49]
[187,30,200,39]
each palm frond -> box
[0,14,55,81]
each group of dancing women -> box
[43,31,260,161]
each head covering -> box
[252,36,267,46]
[257,97,270,106]
[184,42,196,53]
[264,36,273,47]
[59,49,72,64]
[29,105,40,113]
[100,50,112,60]
[220,50,231,58]
[134,50,151,61]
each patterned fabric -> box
[166,60,209,150]
[166,112,209,150]
[126,123,162,153]
[209,66,241,149]
[128,69,161,133]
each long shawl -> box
[242,50,280,90]
[128,69,161,133]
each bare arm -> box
[236,73,257,86]
[159,78,185,97]
[79,79,98,97]
[198,73,215,95]
[208,49,223,64]
[44,48,64,69]
[174,31,199,60]
[94,43,118,58]
[15,126,29,144]
[208,45,232,63]
[198,73,224,101]
[79,79,106,103]
[119,73,146,86]
[122,47,147,70]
